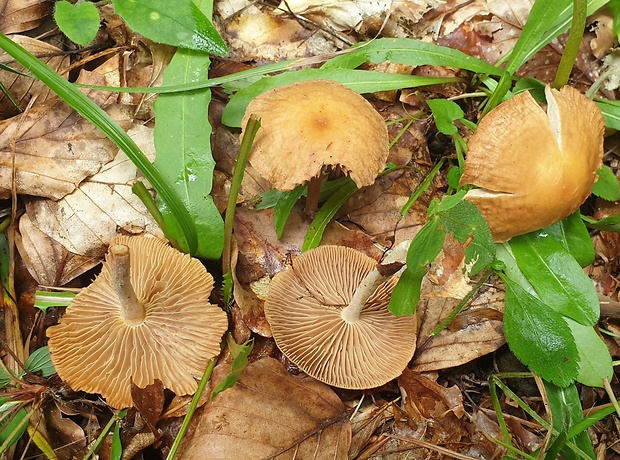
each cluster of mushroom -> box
[47,235,228,409]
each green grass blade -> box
[0,33,198,254]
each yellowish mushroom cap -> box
[460,85,604,242]
[240,80,389,191]
[46,235,228,409]
[264,245,416,389]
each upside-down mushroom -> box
[240,80,389,211]
[264,245,416,389]
[460,85,605,241]
[47,235,228,409]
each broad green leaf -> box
[595,98,620,130]
[321,38,503,75]
[427,99,464,136]
[592,165,620,201]
[153,1,224,259]
[274,185,306,239]
[25,347,55,377]
[582,213,620,232]
[0,34,197,254]
[54,1,100,45]
[441,200,495,275]
[112,0,226,55]
[389,218,445,315]
[543,381,595,460]
[388,266,425,316]
[222,68,459,127]
[510,233,599,326]
[503,277,579,387]
[542,212,595,268]
[212,335,254,399]
[495,243,538,297]
[302,180,358,251]
[565,318,613,388]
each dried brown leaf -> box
[0,0,51,35]
[24,125,163,257]
[181,358,351,460]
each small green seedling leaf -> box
[25,346,56,378]
[543,212,595,268]
[592,165,620,201]
[446,165,463,190]
[112,0,226,55]
[503,276,579,387]
[54,1,100,46]
[389,217,445,315]
[254,189,285,210]
[441,199,495,275]
[565,318,613,388]
[509,233,600,326]
[212,335,254,399]
[427,99,464,136]
[222,271,233,308]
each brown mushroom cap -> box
[47,235,228,409]
[459,85,604,242]
[240,80,389,191]
[264,245,416,389]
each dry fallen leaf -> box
[181,357,351,460]
[0,0,50,35]
[24,125,163,257]
[0,36,69,118]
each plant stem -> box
[109,244,144,325]
[553,0,587,89]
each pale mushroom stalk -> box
[305,175,323,213]
[341,242,409,324]
[109,244,145,325]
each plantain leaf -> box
[113,0,226,54]
[509,233,599,326]
[503,276,579,387]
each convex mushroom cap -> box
[264,245,416,389]
[47,235,228,409]
[459,85,605,242]
[240,80,389,191]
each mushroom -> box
[264,245,416,389]
[460,85,605,242]
[240,80,389,211]
[46,235,228,409]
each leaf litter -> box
[0,0,619,458]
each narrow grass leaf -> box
[543,381,596,460]
[592,164,620,201]
[302,180,358,251]
[542,212,595,268]
[212,335,254,399]
[0,34,198,254]
[510,233,600,326]
[565,318,613,388]
[274,185,306,239]
[0,400,28,451]
[153,43,224,259]
[596,98,620,130]
[321,38,503,75]
[503,276,579,387]
[222,68,460,127]
[582,213,620,232]
[54,1,100,45]
[111,420,122,460]
[113,0,226,55]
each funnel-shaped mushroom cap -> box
[47,235,228,409]
[241,80,389,191]
[460,85,604,242]
[264,245,416,389]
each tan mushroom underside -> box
[47,236,228,409]
[460,85,604,242]
[241,80,389,191]
[265,246,416,389]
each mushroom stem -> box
[341,241,410,324]
[305,175,322,213]
[109,244,145,325]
